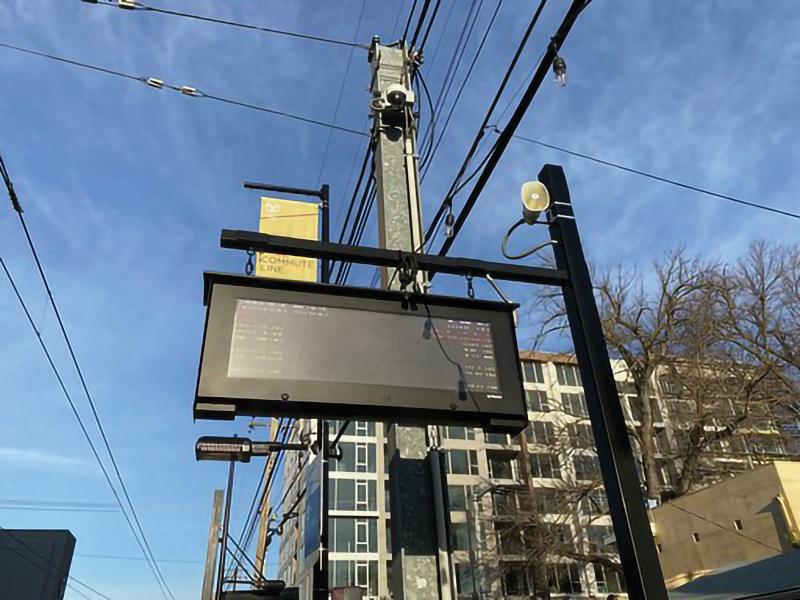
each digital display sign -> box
[195,273,528,433]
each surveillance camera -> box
[385,83,413,107]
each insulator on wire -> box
[145,77,164,90]
[180,86,199,96]
[444,211,455,238]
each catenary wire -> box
[0,526,111,599]
[421,0,458,76]
[421,0,502,178]
[226,419,288,578]
[89,0,367,49]
[507,132,800,221]
[424,0,549,239]
[428,0,481,126]
[409,0,434,50]
[434,0,594,260]
[0,42,367,137]
[416,0,442,54]
[1,156,174,599]
[0,258,171,600]
[402,0,420,42]
[316,0,369,186]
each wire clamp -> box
[466,273,475,299]
[245,249,256,276]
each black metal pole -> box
[318,185,331,599]
[216,460,236,600]
[320,184,330,285]
[541,164,667,599]
[313,419,330,599]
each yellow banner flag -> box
[256,197,319,281]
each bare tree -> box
[472,417,622,599]
[534,243,799,502]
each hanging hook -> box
[466,273,475,299]
[245,249,256,276]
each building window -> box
[503,567,529,595]
[573,454,600,481]
[556,364,582,387]
[594,563,626,594]
[329,518,378,553]
[734,519,743,531]
[547,563,582,594]
[454,563,475,599]
[443,426,476,440]
[330,442,376,473]
[497,526,524,555]
[485,432,510,445]
[522,360,545,384]
[530,453,561,479]
[526,390,550,413]
[450,521,472,551]
[489,455,515,480]
[534,488,563,514]
[561,393,588,417]
[587,525,613,551]
[582,489,609,516]
[329,420,375,437]
[448,485,475,511]
[446,449,480,475]
[527,421,556,445]
[329,560,378,597]
[568,422,594,448]
[329,479,377,511]
[492,491,518,516]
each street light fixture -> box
[195,436,257,463]
[195,436,308,463]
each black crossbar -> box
[220,229,568,287]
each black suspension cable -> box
[2,153,174,599]
[89,0,367,49]
[422,0,502,178]
[508,133,800,220]
[316,0,369,185]
[424,0,548,240]
[0,42,367,137]
[435,0,593,261]
[0,258,170,600]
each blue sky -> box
[1,1,798,598]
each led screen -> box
[195,273,527,433]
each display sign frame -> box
[194,272,528,433]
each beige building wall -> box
[652,461,800,588]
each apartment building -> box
[277,351,794,599]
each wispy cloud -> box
[0,447,92,472]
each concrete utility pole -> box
[254,418,276,576]
[368,38,453,600]
[201,489,224,600]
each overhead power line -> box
[507,132,800,221]
[1,154,174,599]
[435,0,594,260]
[316,0,368,186]
[422,0,502,178]
[425,0,549,241]
[86,0,367,49]
[0,257,171,600]
[0,42,368,137]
